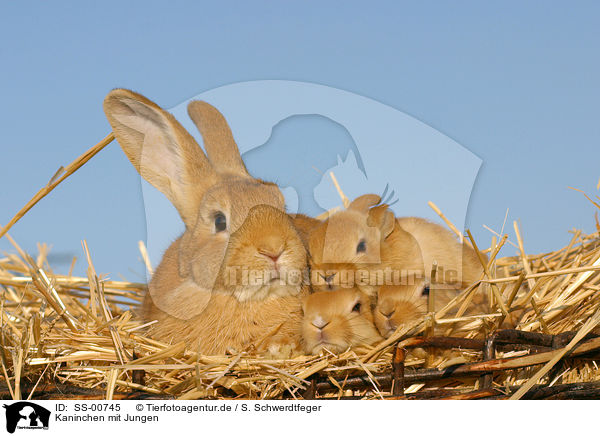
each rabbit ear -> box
[348,194,381,213]
[103,89,216,227]
[187,100,249,177]
[367,204,395,238]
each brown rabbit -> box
[104,89,308,355]
[308,194,483,297]
[290,213,322,249]
[373,280,428,338]
[308,194,424,297]
[301,287,382,354]
[396,216,483,289]
[373,279,459,338]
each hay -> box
[1,135,599,399]
[1,213,599,400]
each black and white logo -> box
[2,402,50,433]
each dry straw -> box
[1,134,599,399]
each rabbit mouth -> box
[309,330,348,353]
[374,316,394,338]
[311,341,347,355]
[381,324,395,338]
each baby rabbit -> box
[308,194,483,297]
[290,213,322,249]
[308,194,424,297]
[396,216,483,289]
[104,89,308,355]
[301,288,382,354]
[373,279,458,338]
[373,280,428,338]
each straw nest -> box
[1,210,600,400]
[1,136,599,400]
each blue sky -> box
[1,2,599,281]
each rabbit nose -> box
[259,249,282,264]
[379,307,395,319]
[311,315,329,330]
[320,272,336,284]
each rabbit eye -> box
[214,212,227,233]
[356,239,366,253]
[352,302,362,313]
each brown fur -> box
[397,216,484,288]
[290,213,321,249]
[373,281,428,338]
[307,195,485,298]
[301,288,381,354]
[104,89,308,355]
[308,196,424,297]
[142,207,308,355]
[373,280,459,338]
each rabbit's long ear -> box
[103,89,216,227]
[348,194,381,213]
[187,100,249,177]
[367,205,395,239]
